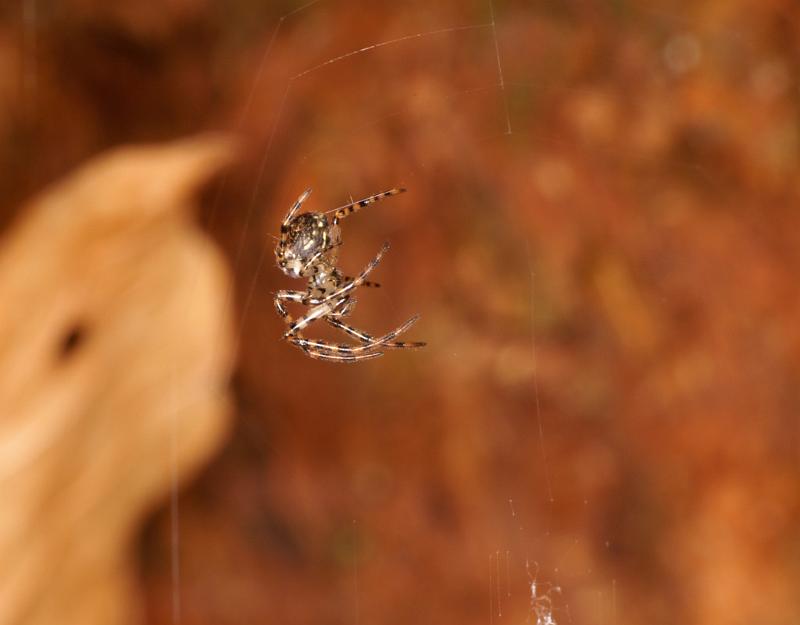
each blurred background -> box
[2,0,800,624]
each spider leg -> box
[284,296,418,360]
[281,188,312,228]
[293,344,384,363]
[292,315,420,355]
[291,244,388,310]
[325,317,427,350]
[288,335,385,362]
[279,294,383,361]
[329,297,356,318]
[274,289,308,326]
[276,290,305,306]
[329,188,406,225]
[282,296,349,338]
[343,276,380,288]
[303,242,389,306]
[284,323,384,362]
[324,317,372,341]
[291,245,388,308]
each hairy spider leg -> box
[274,290,347,328]
[277,294,386,363]
[282,295,350,338]
[291,315,421,355]
[300,347,383,362]
[281,187,312,228]
[343,276,380,288]
[275,242,385,313]
[274,290,306,326]
[277,302,384,362]
[289,242,389,315]
[275,289,354,329]
[331,188,406,225]
[325,317,427,350]
[276,288,422,355]
[278,294,381,362]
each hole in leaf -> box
[58,323,89,360]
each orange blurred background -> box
[2,1,799,624]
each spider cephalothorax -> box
[273,187,425,362]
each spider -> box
[274,187,426,362]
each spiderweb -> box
[134,1,800,624]
[200,2,567,622]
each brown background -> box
[2,1,799,624]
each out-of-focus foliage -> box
[0,135,235,625]
[2,1,799,624]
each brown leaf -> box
[0,134,237,625]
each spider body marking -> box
[273,187,425,362]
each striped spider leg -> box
[273,187,425,362]
[325,317,426,351]
[287,297,386,363]
[275,245,423,361]
[280,242,389,338]
[274,293,379,363]
[276,293,423,362]
[291,314,422,356]
[328,188,406,225]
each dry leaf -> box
[0,135,237,625]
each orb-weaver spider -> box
[274,187,425,362]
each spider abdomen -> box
[287,213,327,260]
